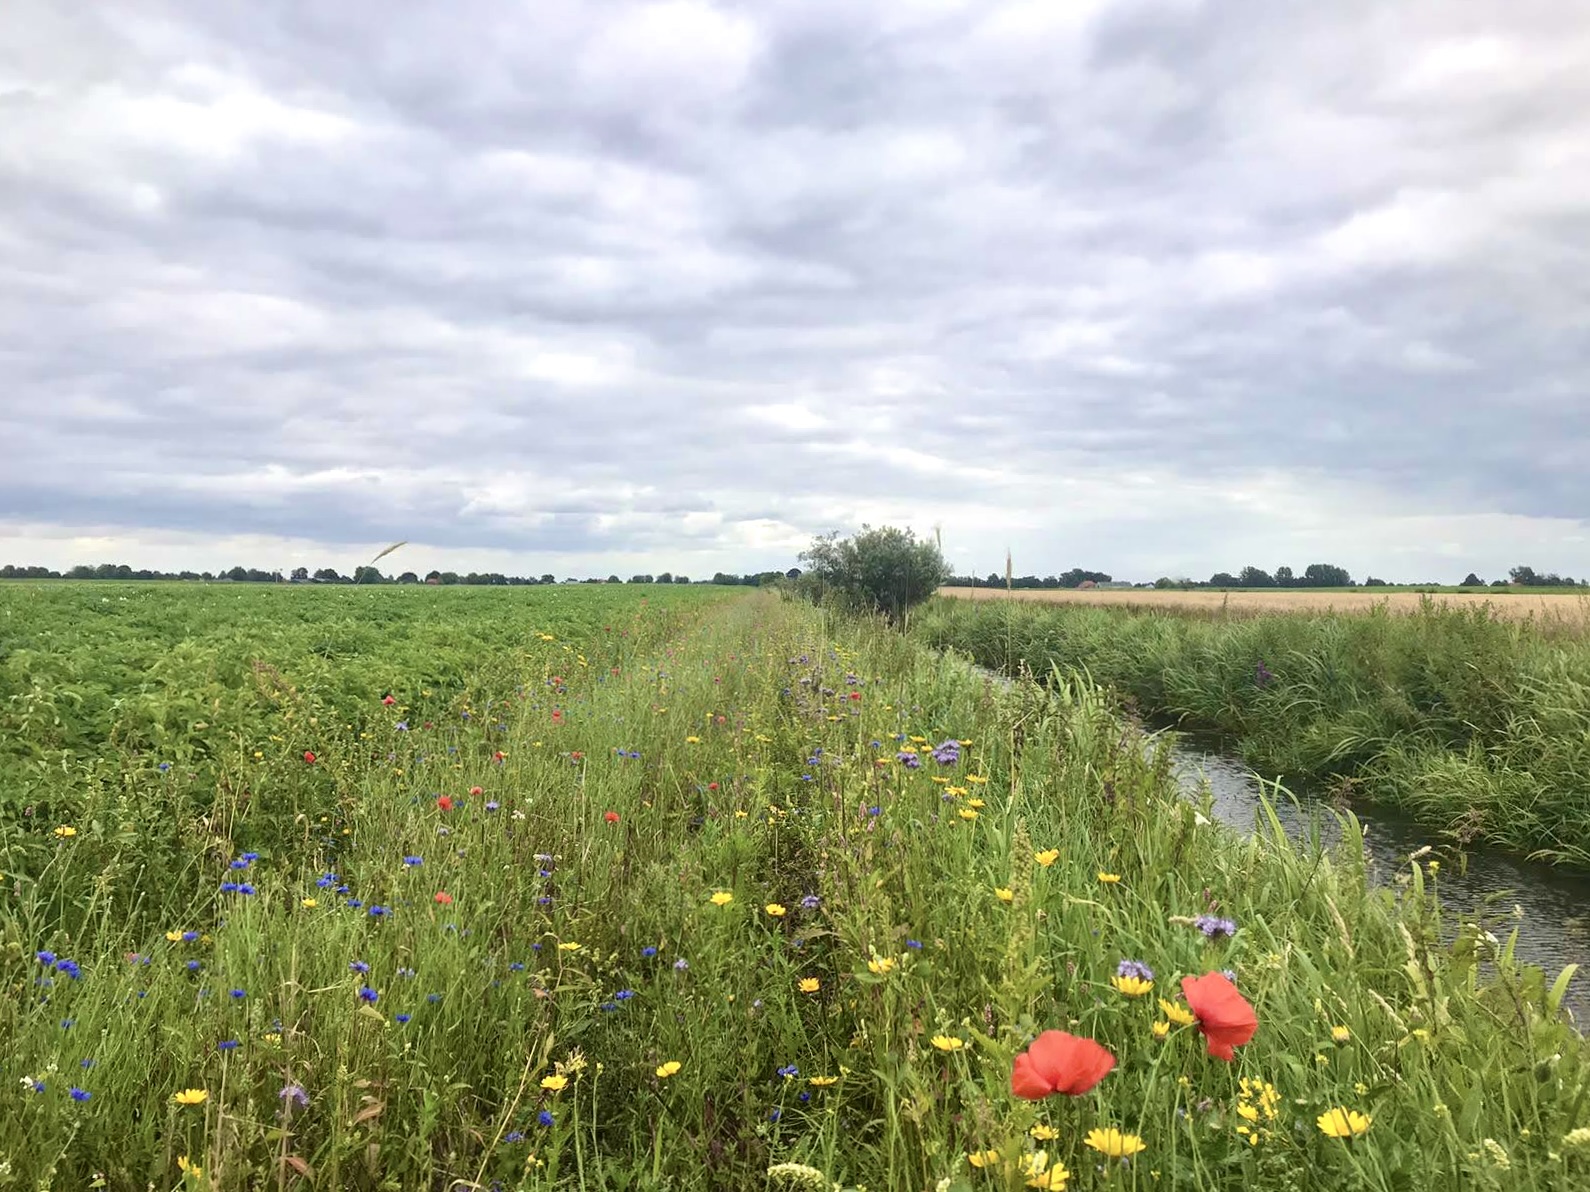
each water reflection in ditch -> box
[1169,741,1590,1022]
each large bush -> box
[798,525,951,622]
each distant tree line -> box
[948,568,1114,589]
[0,563,804,586]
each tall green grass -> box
[913,596,1590,864]
[3,587,1588,1189]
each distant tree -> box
[1363,576,1388,586]
[1057,567,1112,588]
[352,566,386,584]
[1302,563,1352,587]
[313,568,343,583]
[629,574,653,584]
[1209,572,1240,588]
[673,574,690,584]
[798,525,952,623]
[656,572,673,584]
[1274,565,1295,587]
[785,567,802,580]
[439,572,460,585]
[290,566,310,582]
[1508,565,1538,586]
[396,571,418,584]
[540,574,556,585]
[1154,577,1175,589]
[1461,572,1483,587]
[1237,566,1274,588]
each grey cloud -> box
[3,0,1589,579]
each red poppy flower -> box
[436,795,454,811]
[1010,1031,1116,1099]
[707,781,719,791]
[849,692,861,701]
[493,751,506,762]
[1181,972,1257,1061]
[551,710,565,725]
[570,751,583,761]
[303,751,317,764]
[433,891,453,905]
[382,694,396,706]
[604,810,620,823]
[469,786,483,796]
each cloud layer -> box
[3,0,1588,580]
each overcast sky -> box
[3,0,1588,582]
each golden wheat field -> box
[938,586,1590,622]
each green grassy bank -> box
[3,585,1588,1189]
[914,595,1590,865]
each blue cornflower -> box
[158,762,171,772]
[640,946,658,958]
[1222,969,1238,984]
[504,1131,526,1144]
[599,1002,618,1012]
[397,967,416,978]
[230,988,247,999]
[60,1019,74,1029]
[36,950,56,966]
[614,989,635,1001]
[55,959,81,980]
[402,855,422,866]
[316,873,338,888]
[358,986,378,1003]
[536,896,552,906]
[509,962,526,972]
[219,882,240,894]
[426,993,441,1003]
[186,959,202,972]
[229,859,250,870]
[28,1080,45,1093]
[769,1108,782,1122]
[394,1013,412,1024]
[776,1064,799,1079]
[349,961,370,974]
[182,931,198,942]
[218,1039,240,1051]
[394,721,409,732]
[906,939,923,949]
[538,1109,555,1127]
[346,899,363,909]
[69,1086,91,1102]
[80,1058,95,1069]
[798,1091,811,1103]
[485,801,500,811]
[867,805,881,817]
[237,883,256,896]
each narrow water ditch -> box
[970,662,1590,1020]
[1170,738,1590,1021]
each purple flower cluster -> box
[1117,959,1155,981]
[1193,915,1238,939]
[930,739,962,765]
